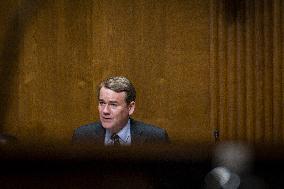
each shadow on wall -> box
[224,0,252,24]
[0,0,47,134]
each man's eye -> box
[99,102,105,105]
[110,104,117,107]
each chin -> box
[101,122,114,129]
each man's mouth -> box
[102,117,112,121]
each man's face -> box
[98,86,135,133]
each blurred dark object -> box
[213,129,219,143]
[0,144,211,189]
[204,166,240,189]
[0,144,283,188]
[0,133,17,145]
[204,142,268,189]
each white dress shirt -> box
[104,119,131,146]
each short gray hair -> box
[98,76,136,104]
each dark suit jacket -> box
[72,118,169,145]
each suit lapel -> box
[92,123,105,145]
[130,119,146,145]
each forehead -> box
[99,87,126,102]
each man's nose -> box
[102,104,110,114]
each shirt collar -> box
[105,119,131,145]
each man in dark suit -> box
[72,76,169,146]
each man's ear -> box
[128,101,135,115]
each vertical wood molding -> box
[254,0,265,143]
[245,0,255,142]
[282,0,284,142]
[272,0,281,143]
[263,0,273,143]
[210,0,284,144]
[218,0,228,140]
[209,0,218,141]
[236,0,246,140]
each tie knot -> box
[111,134,120,146]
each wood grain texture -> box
[2,0,283,146]
[0,0,210,145]
[210,0,284,144]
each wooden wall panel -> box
[245,0,256,142]
[0,0,211,145]
[3,0,283,146]
[210,0,284,144]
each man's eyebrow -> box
[98,99,118,104]
[109,101,118,104]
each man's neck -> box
[108,119,129,134]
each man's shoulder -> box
[131,119,163,131]
[74,122,102,133]
[130,119,170,144]
[130,119,168,136]
[72,122,105,144]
